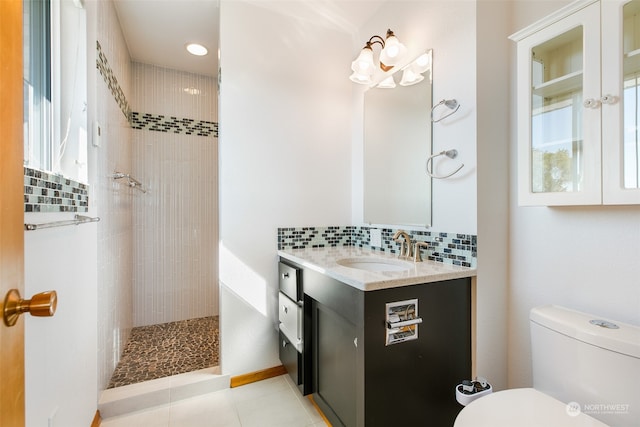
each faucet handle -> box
[413,241,429,262]
[392,230,408,258]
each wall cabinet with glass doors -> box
[510,0,640,206]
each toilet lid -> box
[454,388,609,427]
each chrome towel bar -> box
[25,215,100,231]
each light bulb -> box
[385,44,399,59]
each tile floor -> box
[101,374,328,427]
[108,316,219,388]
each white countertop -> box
[278,247,476,291]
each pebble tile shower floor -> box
[107,316,219,388]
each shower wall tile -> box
[131,62,217,122]
[95,0,134,394]
[132,63,218,327]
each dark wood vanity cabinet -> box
[282,258,472,427]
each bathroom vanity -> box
[277,247,476,427]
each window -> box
[24,0,52,171]
[23,0,88,184]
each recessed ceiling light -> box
[186,43,208,56]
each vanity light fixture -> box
[377,75,396,89]
[399,52,432,87]
[185,43,208,56]
[350,29,407,85]
[399,68,424,86]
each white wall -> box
[507,0,640,387]
[218,1,353,375]
[24,216,98,427]
[475,0,510,392]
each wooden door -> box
[0,0,26,425]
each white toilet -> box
[455,305,640,427]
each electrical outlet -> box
[370,228,382,247]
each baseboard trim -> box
[229,365,287,388]
[307,395,332,427]
[91,410,101,427]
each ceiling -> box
[113,0,384,78]
[113,0,219,77]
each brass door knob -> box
[3,289,57,327]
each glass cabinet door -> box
[530,26,584,195]
[515,2,601,206]
[603,0,640,204]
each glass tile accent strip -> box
[278,226,477,268]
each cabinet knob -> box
[353,337,358,348]
[583,98,601,109]
[282,305,288,314]
[600,94,617,105]
[281,273,289,279]
[282,340,288,348]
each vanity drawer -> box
[279,262,301,302]
[279,330,301,386]
[279,292,302,352]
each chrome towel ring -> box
[426,149,464,179]
[431,99,460,123]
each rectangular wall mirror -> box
[364,50,433,227]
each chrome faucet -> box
[392,230,413,259]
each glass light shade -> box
[376,75,396,89]
[351,47,375,74]
[349,70,372,85]
[412,53,432,73]
[399,68,424,86]
[379,35,406,67]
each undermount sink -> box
[336,257,413,272]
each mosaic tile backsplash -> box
[23,167,89,213]
[278,226,477,268]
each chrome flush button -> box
[590,319,619,329]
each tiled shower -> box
[131,63,218,327]
[95,0,218,392]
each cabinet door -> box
[516,2,602,205]
[312,300,357,427]
[602,0,640,204]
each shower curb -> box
[98,367,229,419]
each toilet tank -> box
[530,305,640,427]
